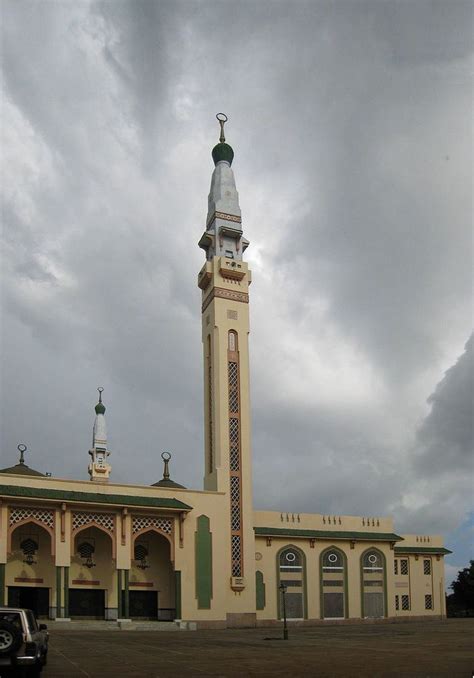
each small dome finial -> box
[212,113,234,166]
[18,444,27,465]
[161,451,171,480]
[216,112,228,143]
[95,387,106,415]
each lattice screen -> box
[132,516,172,535]
[9,507,54,530]
[228,346,243,579]
[72,512,115,533]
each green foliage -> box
[447,560,474,617]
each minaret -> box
[88,387,112,482]
[198,114,254,597]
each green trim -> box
[360,547,387,619]
[124,570,129,619]
[56,567,61,618]
[64,567,69,618]
[195,515,212,609]
[276,544,307,620]
[0,484,192,511]
[394,547,451,555]
[319,546,348,619]
[117,570,123,618]
[0,563,5,606]
[256,571,266,610]
[175,571,182,619]
[255,527,402,542]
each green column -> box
[195,515,212,609]
[56,567,62,618]
[64,567,69,618]
[124,570,129,619]
[117,569,123,619]
[256,571,266,610]
[175,571,182,619]
[0,563,5,606]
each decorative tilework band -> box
[202,287,249,313]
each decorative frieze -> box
[202,287,249,313]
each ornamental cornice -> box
[206,211,242,229]
[202,287,249,313]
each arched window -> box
[361,549,386,618]
[320,548,347,619]
[228,331,237,352]
[278,547,306,619]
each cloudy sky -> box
[1,0,472,585]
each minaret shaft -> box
[198,117,254,597]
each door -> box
[127,591,158,619]
[323,592,344,618]
[8,587,50,618]
[364,592,384,618]
[69,589,105,619]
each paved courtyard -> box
[40,619,473,677]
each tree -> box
[447,560,474,617]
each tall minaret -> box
[88,387,112,482]
[198,115,254,597]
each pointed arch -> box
[276,544,307,620]
[72,523,115,559]
[8,519,55,556]
[319,545,348,619]
[131,527,174,565]
[360,547,387,618]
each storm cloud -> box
[1,0,472,572]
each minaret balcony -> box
[198,261,212,290]
[219,258,246,281]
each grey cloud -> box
[414,335,473,474]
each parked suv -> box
[0,608,48,676]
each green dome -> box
[95,402,106,415]
[212,142,234,166]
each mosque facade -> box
[0,116,450,627]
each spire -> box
[0,444,45,477]
[152,452,186,489]
[92,387,107,449]
[88,387,111,482]
[198,114,249,261]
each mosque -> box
[0,115,450,627]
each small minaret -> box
[88,387,111,482]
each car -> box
[0,607,48,677]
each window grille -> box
[208,352,213,472]
[230,476,240,503]
[230,444,239,471]
[401,595,410,611]
[229,418,239,445]
[231,535,242,576]
[363,551,383,571]
[228,362,239,412]
[400,559,408,575]
[231,505,240,531]
[425,594,433,610]
[323,551,343,570]
[423,559,431,575]
[395,595,399,611]
[394,559,398,575]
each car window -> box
[0,612,22,630]
[26,610,38,631]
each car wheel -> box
[0,620,23,656]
